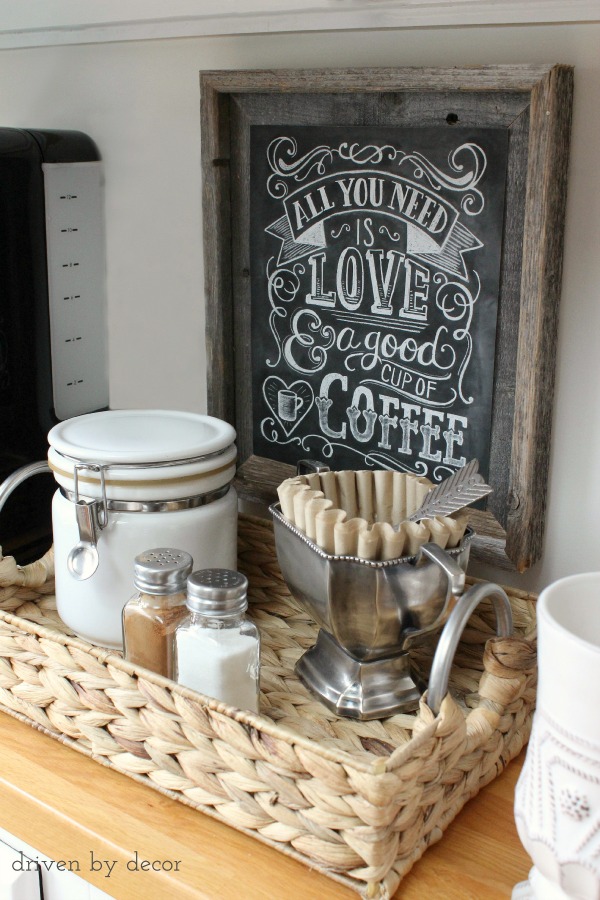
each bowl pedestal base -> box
[295,628,425,720]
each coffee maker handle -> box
[426,581,513,716]
[0,460,51,514]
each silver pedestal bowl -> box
[270,502,474,720]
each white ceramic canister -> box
[47,409,238,649]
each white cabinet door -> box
[0,836,42,899]
[0,827,115,900]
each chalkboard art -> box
[250,126,509,483]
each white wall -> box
[0,21,598,592]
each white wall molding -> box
[0,0,598,49]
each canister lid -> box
[48,409,236,464]
[134,548,194,594]
[186,569,248,617]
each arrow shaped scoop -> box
[406,459,492,523]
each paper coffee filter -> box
[304,496,333,542]
[276,470,468,561]
[315,508,346,553]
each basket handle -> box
[426,582,513,715]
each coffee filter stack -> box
[277,470,468,561]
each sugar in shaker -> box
[175,569,260,713]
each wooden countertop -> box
[0,712,531,898]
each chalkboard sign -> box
[201,66,573,570]
[250,126,508,483]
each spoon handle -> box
[74,499,98,545]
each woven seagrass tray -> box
[0,513,537,899]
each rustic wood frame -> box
[200,65,573,571]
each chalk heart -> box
[264,377,314,435]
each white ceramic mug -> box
[514,572,600,900]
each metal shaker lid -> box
[186,569,248,617]
[134,548,193,595]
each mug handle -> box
[426,581,513,715]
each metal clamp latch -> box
[66,464,110,581]
[73,463,108,530]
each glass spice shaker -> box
[122,547,193,678]
[175,569,260,713]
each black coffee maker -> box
[0,128,108,560]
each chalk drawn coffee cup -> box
[278,389,303,422]
[513,572,600,900]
